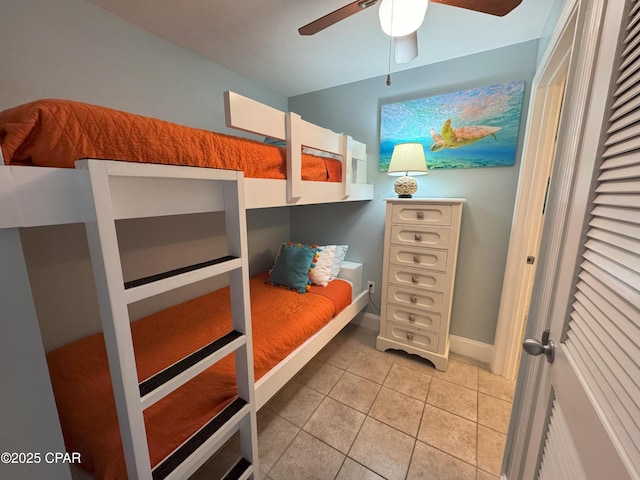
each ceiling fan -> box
[299,0,523,64]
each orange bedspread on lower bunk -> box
[0,99,342,181]
[46,274,352,479]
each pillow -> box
[311,245,337,287]
[302,146,342,160]
[268,242,318,293]
[329,245,348,280]
[264,138,341,160]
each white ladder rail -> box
[223,178,259,469]
[80,160,152,480]
[79,159,258,480]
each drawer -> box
[391,203,452,226]
[389,245,448,271]
[386,304,442,332]
[388,265,445,292]
[385,322,439,352]
[387,285,444,313]
[390,224,450,249]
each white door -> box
[505,0,640,479]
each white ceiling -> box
[86,0,558,97]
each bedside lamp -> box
[387,142,428,198]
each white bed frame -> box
[0,93,371,480]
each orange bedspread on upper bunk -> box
[0,99,342,181]
[46,274,351,480]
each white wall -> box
[289,41,539,345]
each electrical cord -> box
[368,285,380,312]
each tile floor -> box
[192,324,516,480]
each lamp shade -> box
[378,0,428,37]
[387,142,428,176]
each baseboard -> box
[351,311,380,332]
[351,313,494,366]
[449,335,494,365]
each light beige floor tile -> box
[427,378,478,422]
[316,340,360,370]
[339,325,379,351]
[450,352,490,370]
[267,380,324,427]
[349,417,415,480]
[328,371,381,413]
[418,405,477,466]
[478,392,512,434]
[384,348,438,374]
[407,440,476,480]
[191,433,240,479]
[347,351,393,384]
[433,358,479,390]
[384,363,432,401]
[336,457,385,480]
[477,468,500,480]
[335,322,361,342]
[303,397,366,453]
[478,369,516,402]
[369,387,425,436]
[269,431,344,480]
[257,409,300,472]
[295,358,344,394]
[477,425,506,476]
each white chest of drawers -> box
[376,198,465,371]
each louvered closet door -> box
[532,1,640,478]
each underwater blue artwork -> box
[379,80,526,170]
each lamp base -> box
[394,175,417,198]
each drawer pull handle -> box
[408,313,416,322]
[416,211,424,220]
[413,255,420,263]
[411,275,419,284]
[410,295,418,304]
[407,333,414,341]
[414,234,422,242]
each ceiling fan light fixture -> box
[378,0,428,37]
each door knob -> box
[522,329,555,363]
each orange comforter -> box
[0,99,341,181]
[46,274,351,479]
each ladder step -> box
[222,458,253,480]
[152,398,249,480]
[140,330,244,409]
[124,256,241,304]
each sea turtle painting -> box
[430,119,501,152]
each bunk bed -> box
[0,92,372,480]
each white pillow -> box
[302,146,342,160]
[311,245,336,287]
[329,245,348,280]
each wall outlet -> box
[367,281,375,294]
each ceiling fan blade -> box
[394,31,418,64]
[298,0,379,35]
[430,0,522,16]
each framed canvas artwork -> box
[379,80,526,170]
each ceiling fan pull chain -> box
[386,0,394,85]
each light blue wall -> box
[0,0,286,131]
[0,0,293,260]
[289,40,539,345]
[0,2,293,474]
[538,0,570,65]
[0,0,292,326]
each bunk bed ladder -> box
[79,159,258,480]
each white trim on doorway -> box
[491,0,579,379]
